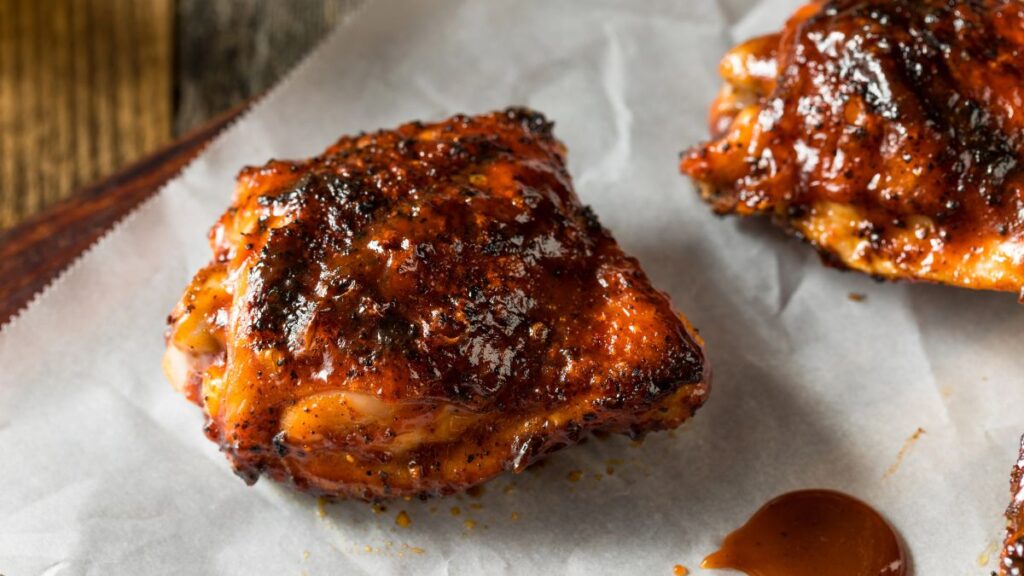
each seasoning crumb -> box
[511,511,520,521]
[410,546,426,555]
[316,496,328,518]
[364,545,373,553]
[567,470,583,482]
[606,466,616,475]
[978,540,997,566]
[451,506,461,516]
[302,550,310,561]
[464,519,477,530]
[848,292,866,302]
[503,482,517,494]
[395,510,411,528]
[469,502,483,510]
[673,564,689,575]
[372,503,387,514]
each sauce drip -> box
[702,490,905,576]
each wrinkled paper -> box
[2,1,1022,574]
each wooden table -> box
[0,0,361,229]
[0,0,363,324]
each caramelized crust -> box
[1006,437,1024,575]
[681,0,1024,296]
[165,108,708,499]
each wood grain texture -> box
[0,0,173,229]
[0,102,247,326]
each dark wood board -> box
[0,102,250,326]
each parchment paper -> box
[2,1,1022,574]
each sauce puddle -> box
[702,489,905,576]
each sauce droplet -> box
[395,510,411,528]
[702,490,905,576]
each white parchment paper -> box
[2,1,1022,574]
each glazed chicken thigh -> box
[165,108,708,500]
[681,1,1024,571]
[681,0,1024,296]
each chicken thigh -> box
[165,108,709,500]
[681,0,1024,296]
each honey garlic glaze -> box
[702,490,906,576]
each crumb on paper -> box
[978,540,998,566]
[395,510,411,528]
[511,511,520,521]
[606,465,616,475]
[567,470,582,482]
[503,482,517,494]
[463,519,477,530]
[372,503,387,514]
[316,496,328,518]
[451,506,461,516]
[302,550,310,561]
[848,292,866,302]
[673,565,689,576]
[469,502,482,510]
[884,427,926,478]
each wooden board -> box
[0,0,174,229]
[0,102,248,325]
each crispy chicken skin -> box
[681,0,1024,297]
[164,108,709,500]
[681,2,1024,571]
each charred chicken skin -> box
[680,0,1024,297]
[681,1,1024,571]
[164,108,709,500]
[1005,437,1024,576]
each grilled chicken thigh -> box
[681,0,1024,296]
[681,1,1024,571]
[165,108,709,500]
